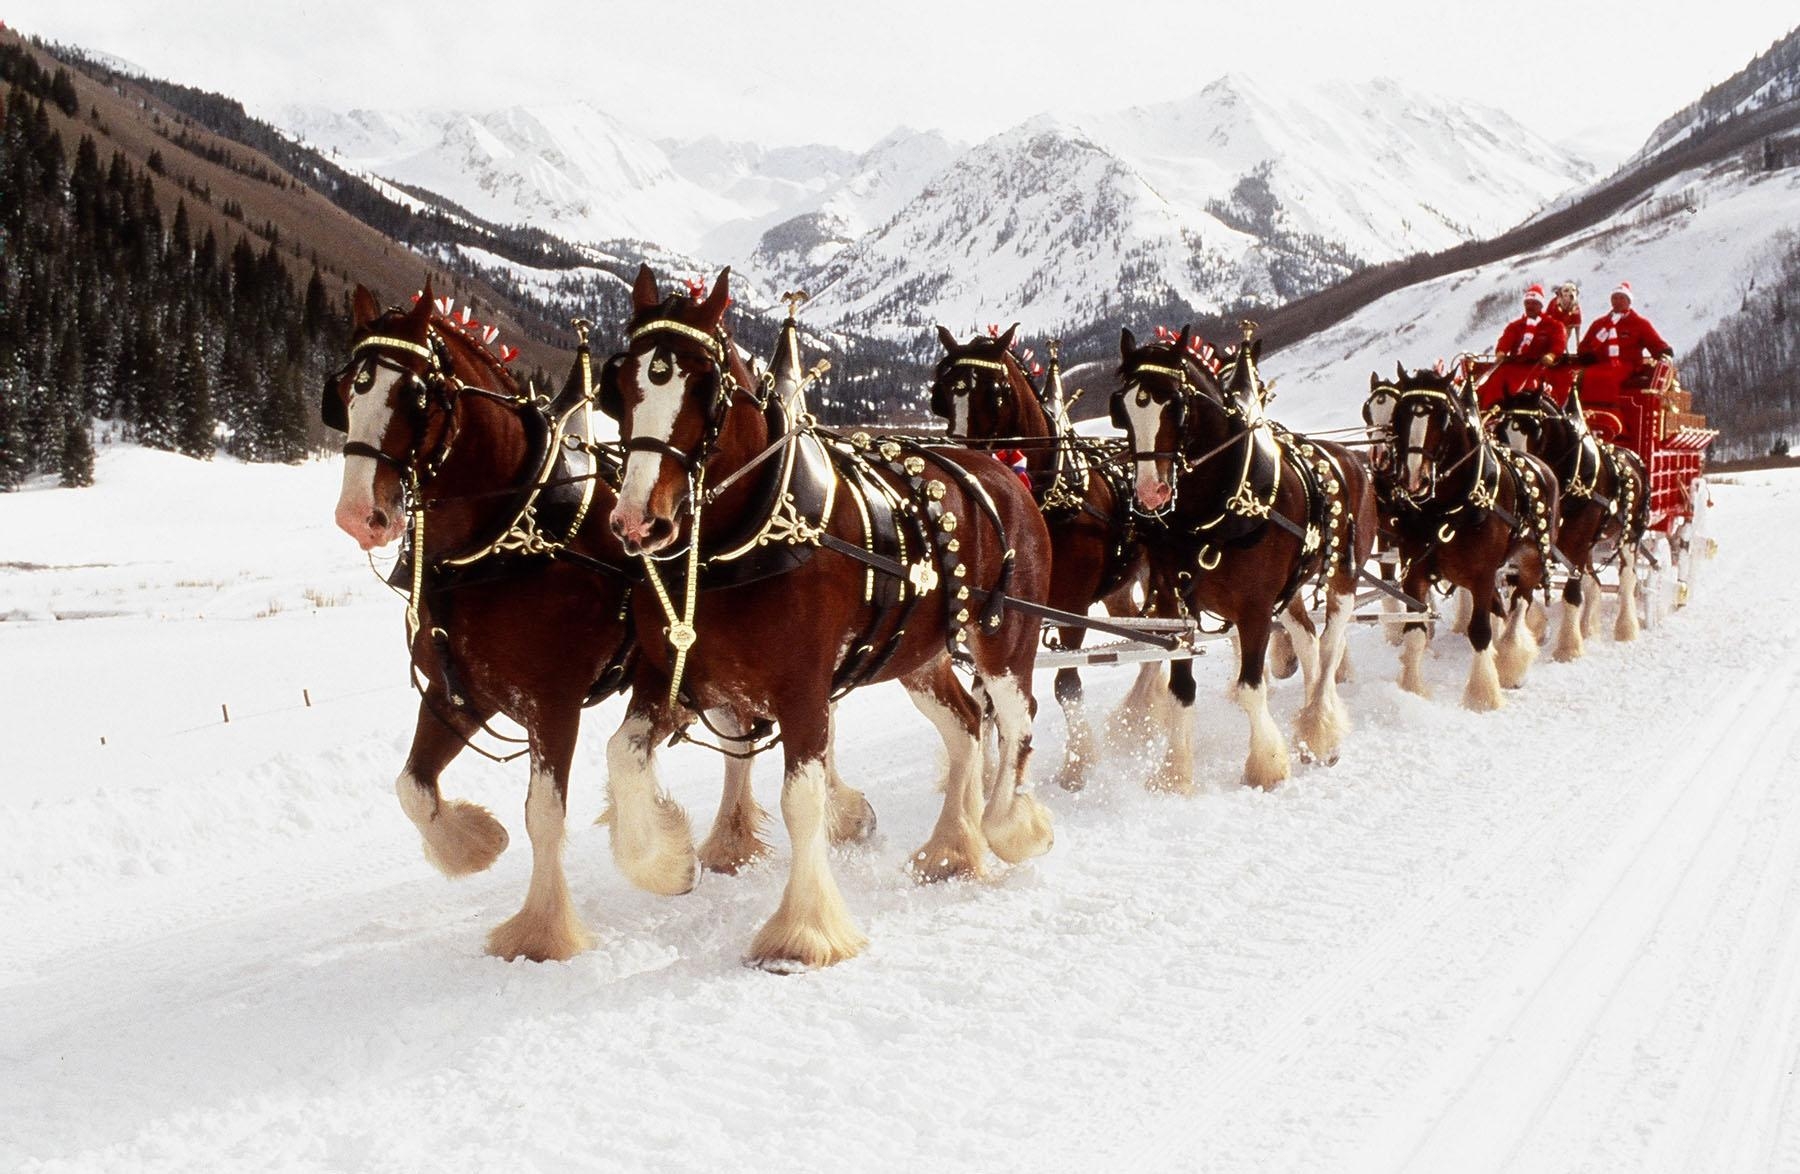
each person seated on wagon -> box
[1547,280,1581,352]
[1478,283,1568,409]
[1577,281,1673,406]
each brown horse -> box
[1368,365,1562,708]
[928,326,1142,791]
[325,285,636,963]
[1110,326,1377,791]
[600,265,1055,969]
[323,286,872,963]
[1490,385,1650,656]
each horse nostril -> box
[369,507,389,531]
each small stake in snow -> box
[303,688,312,708]
[221,703,230,724]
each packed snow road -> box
[1,454,1796,1172]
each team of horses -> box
[323,268,1656,969]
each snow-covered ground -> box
[3,447,1797,1173]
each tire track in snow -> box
[1379,661,1800,1172]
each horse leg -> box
[487,708,594,962]
[1496,569,1541,690]
[1582,570,1606,639]
[1462,577,1504,711]
[747,690,868,970]
[1398,568,1433,698]
[904,662,989,883]
[1553,574,1587,662]
[1294,584,1355,765]
[1380,558,1405,646]
[1107,661,1167,755]
[1450,586,1474,635]
[1278,596,1321,699]
[981,671,1054,864]
[1236,610,1291,790]
[602,693,699,897]
[395,697,509,878]
[1051,620,1097,792]
[1147,657,1197,795]
[1269,628,1299,681]
[1615,549,1642,642]
[696,709,771,876]
[823,702,878,846]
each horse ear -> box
[1395,360,1408,384]
[697,267,731,327]
[995,323,1019,353]
[632,264,660,312]
[1120,327,1137,362]
[351,284,379,328]
[1370,372,1380,390]
[410,281,434,324]
[1174,324,1192,355]
[936,324,960,354]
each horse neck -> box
[419,392,534,552]
[1173,400,1250,509]
[695,391,773,542]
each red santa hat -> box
[1523,283,1546,305]
[1612,281,1633,302]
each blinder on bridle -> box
[319,331,451,434]
[596,315,738,473]
[930,354,1012,424]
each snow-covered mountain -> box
[278,102,745,254]
[274,77,1592,337]
[806,77,1592,336]
[1635,24,1800,160]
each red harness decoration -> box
[996,448,1031,488]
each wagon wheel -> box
[1672,475,1712,607]
[1638,530,1678,629]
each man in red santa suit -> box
[1577,281,1673,406]
[1479,283,1569,408]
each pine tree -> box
[54,329,93,485]
[174,317,214,459]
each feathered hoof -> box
[826,786,878,846]
[984,793,1054,864]
[1526,600,1550,642]
[697,826,772,876]
[611,797,700,896]
[908,827,988,884]
[1052,756,1088,793]
[745,908,867,972]
[1146,752,1195,796]
[1242,752,1291,792]
[421,799,509,878]
[486,902,594,964]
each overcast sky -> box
[8,1,1795,156]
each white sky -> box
[7,1,1795,155]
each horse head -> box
[601,264,744,557]
[325,284,458,550]
[1111,324,1232,514]
[1387,364,1480,498]
[928,324,1037,439]
[1490,385,1565,456]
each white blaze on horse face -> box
[1122,383,1172,507]
[1503,421,1530,453]
[617,350,691,516]
[951,384,971,437]
[334,364,404,549]
[1404,410,1429,493]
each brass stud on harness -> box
[851,431,872,450]
[880,440,902,462]
[941,512,958,532]
[926,480,947,500]
[904,456,926,476]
